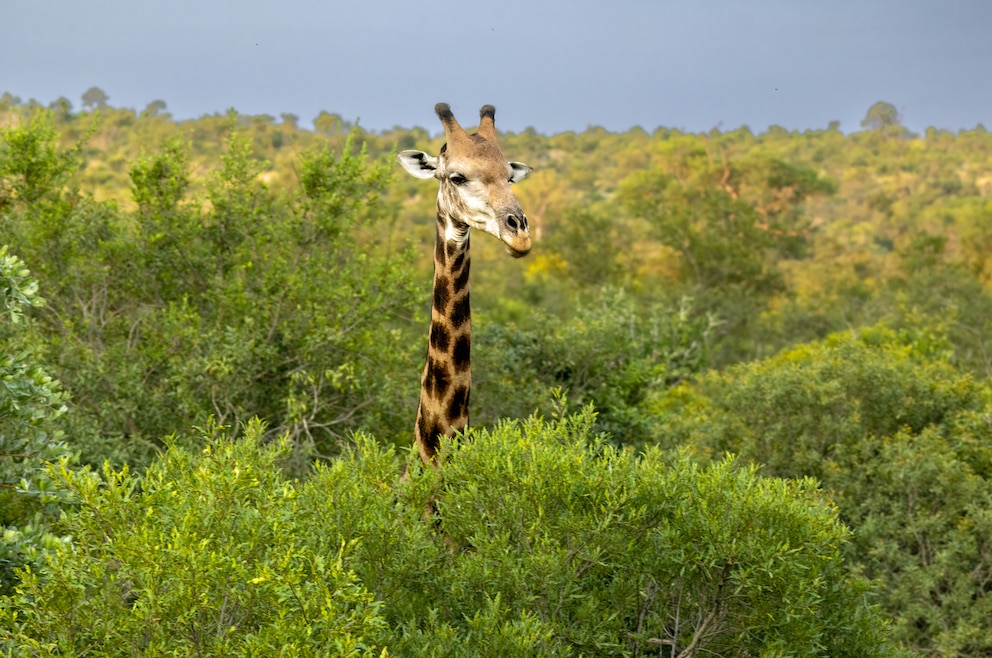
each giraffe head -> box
[398,103,533,257]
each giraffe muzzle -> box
[502,216,532,257]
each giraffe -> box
[397,103,532,465]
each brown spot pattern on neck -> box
[415,216,472,463]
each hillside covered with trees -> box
[2,89,992,655]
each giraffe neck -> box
[414,212,471,463]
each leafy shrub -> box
[1,409,901,656]
[0,247,70,595]
[659,325,992,655]
[0,420,389,657]
[0,248,68,486]
[844,425,992,654]
[661,325,981,478]
[410,409,898,657]
[474,290,715,449]
[1,114,421,471]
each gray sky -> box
[3,0,990,135]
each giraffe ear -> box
[397,150,439,179]
[509,161,532,184]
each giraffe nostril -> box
[507,215,519,231]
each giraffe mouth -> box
[502,231,532,258]
[501,213,531,257]
[504,244,531,259]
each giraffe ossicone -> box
[397,103,533,465]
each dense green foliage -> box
[657,328,992,655]
[473,291,715,447]
[1,421,389,657]
[1,110,419,473]
[1,414,901,657]
[2,90,992,654]
[0,248,69,596]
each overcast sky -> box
[2,1,990,135]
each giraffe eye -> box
[450,173,468,185]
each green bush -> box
[2,408,897,656]
[0,247,70,595]
[659,325,992,655]
[1,114,421,471]
[844,425,992,654]
[1,420,389,657]
[474,290,715,449]
[412,409,898,657]
[660,325,980,477]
